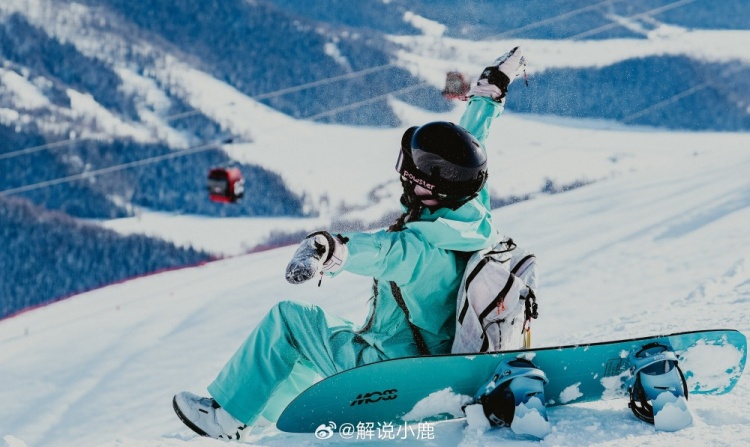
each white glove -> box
[468,46,527,103]
[285,231,348,284]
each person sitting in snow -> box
[173,47,528,440]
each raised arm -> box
[459,46,527,144]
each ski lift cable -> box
[538,62,746,153]
[567,0,699,41]
[492,0,710,128]
[483,0,623,41]
[0,136,99,161]
[621,64,746,124]
[0,140,223,197]
[163,63,400,122]
[543,0,729,127]
[0,0,688,161]
[484,0,697,43]
[302,82,430,122]
[0,63,401,161]
[3,51,737,199]
[0,0,709,169]
[621,84,707,123]
[252,63,399,102]
[0,82,430,197]
[1,0,695,162]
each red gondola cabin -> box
[207,167,244,203]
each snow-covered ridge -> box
[1,0,211,146]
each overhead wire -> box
[164,62,399,122]
[567,0,699,40]
[0,140,222,197]
[0,63,402,161]
[302,82,430,122]
[0,136,97,161]
[508,0,733,128]
[1,0,679,163]
[0,81,432,197]
[178,0,651,107]
[622,85,706,124]
[484,0,623,40]
[0,0,686,163]
[481,0,715,126]
[622,63,746,124]
[557,0,744,126]
[0,0,725,196]
[152,0,673,124]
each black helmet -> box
[396,121,487,208]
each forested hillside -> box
[0,196,213,319]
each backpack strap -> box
[458,257,492,325]
[486,237,516,255]
[389,281,431,356]
[465,257,492,290]
[511,254,536,276]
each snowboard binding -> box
[473,358,551,437]
[626,343,692,430]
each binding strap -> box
[390,281,431,356]
[627,343,689,424]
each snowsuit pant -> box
[207,300,387,424]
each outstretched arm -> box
[459,46,527,144]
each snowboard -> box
[276,329,746,433]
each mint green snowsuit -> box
[208,97,504,425]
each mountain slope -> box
[1,119,749,447]
[2,5,750,330]
[3,1,750,223]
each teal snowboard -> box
[277,329,746,433]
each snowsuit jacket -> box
[338,97,504,356]
[208,97,504,425]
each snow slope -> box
[1,118,749,446]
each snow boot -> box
[173,391,247,440]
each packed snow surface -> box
[511,397,552,439]
[652,394,693,432]
[2,105,748,445]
